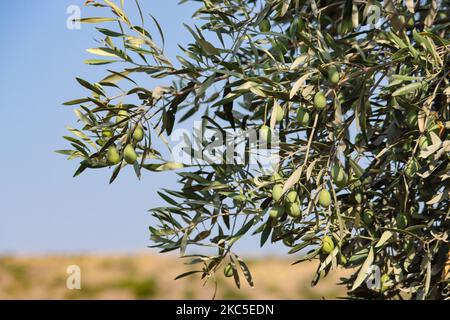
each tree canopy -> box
[59,0,450,299]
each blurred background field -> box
[0,254,351,300]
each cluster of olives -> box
[107,144,138,165]
[270,184,301,219]
[320,235,348,266]
[259,65,341,141]
[267,170,336,223]
[311,65,340,110]
[103,111,146,166]
[294,66,340,127]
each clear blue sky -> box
[0,0,285,256]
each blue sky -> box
[0,0,285,256]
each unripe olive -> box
[260,125,271,143]
[331,165,348,189]
[286,202,301,218]
[269,205,284,219]
[274,104,285,123]
[314,91,327,110]
[328,66,340,85]
[123,144,138,164]
[116,110,129,127]
[224,263,233,277]
[318,189,331,207]
[286,190,298,203]
[259,19,271,32]
[321,235,334,254]
[296,107,310,126]
[272,184,283,202]
[102,128,114,139]
[107,146,121,165]
[133,125,145,142]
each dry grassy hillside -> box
[0,254,352,300]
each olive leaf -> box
[392,82,422,97]
[351,246,374,291]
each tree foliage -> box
[59,0,450,299]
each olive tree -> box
[59,0,450,299]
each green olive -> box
[321,235,335,254]
[107,146,121,165]
[286,190,298,203]
[116,110,129,127]
[296,107,310,127]
[314,91,327,110]
[318,189,331,207]
[286,202,301,218]
[274,104,285,123]
[260,125,271,143]
[269,205,284,219]
[102,128,114,139]
[331,165,348,189]
[133,125,145,142]
[328,66,340,85]
[123,144,138,164]
[272,184,283,202]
